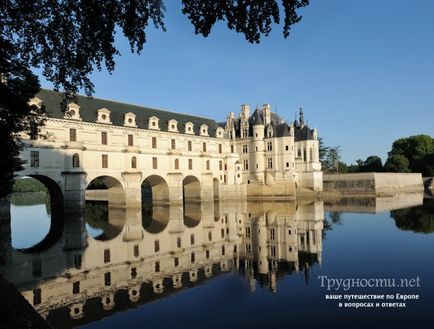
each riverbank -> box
[0,275,50,329]
[322,172,423,196]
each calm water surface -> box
[1,193,434,329]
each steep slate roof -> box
[294,125,314,141]
[36,89,220,136]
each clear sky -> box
[37,0,434,164]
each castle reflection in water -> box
[0,198,323,327]
[0,192,426,328]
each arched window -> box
[72,153,80,168]
[131,156,137,169]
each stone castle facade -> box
[21,89,322,203]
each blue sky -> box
[37,0,434,164]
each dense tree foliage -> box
[384,135,434,176]
[0,0,309,197]
[356,155,383,172]
[12,178,48,193]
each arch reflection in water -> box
[10,176,64,252]
[0,198,326,328]
[85,176,126,240]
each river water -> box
[1,193,433,329]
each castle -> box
[20,89,322,204]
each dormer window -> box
[216,127,224,138]
[200,124,209,136]
[168,119,178,132]
[65,103,82,120]
[28,97,43,108]
[148,116,160,130]
[124,112,137,127]
[97,108,112,124]
[185,122,194,134]
[267,126,273,138]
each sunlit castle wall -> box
[225,104,323,198]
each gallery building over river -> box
[21,89,322,206]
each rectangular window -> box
[104,249,110,263]
[267,158,273,169]
[231,145,234,153]
[33,289,41,305]
[208,231,212,241]
[74,254,82,269]
[73,281,80,294]
[128,134,134,146]
[174,257,179,267]
[171,139,176,149]
[175,159,179,170]
[101,131,107,145]
[221,228,225,238]
[219,160,223,171]
[133,244,139,257]
[32,260,41,277]
[303,149,307,162]
[202,142,207,152]
[246,227,251,238]
[188,159,193,170]
[102,154,108,168]
[221,246,225,256]
[70,128,77,142]
[155,261,160,272]
[190,234,195,245]
[152,137,157,149]
[297,148,301,157]
[152,157,157,169]
[285,145,289,151]
[267,142,273,151]
[30,151,39,167]
[131,267,137,279]
[242,144,248,153]
[270,229,275,240]
[206,250,210,259]
[188,140,192,151]
[191,252,195,263]
[243,160,249,170]
[286,162,290,168]
[177,237,181,248]
[219,144,222,153]
[154,240,160,252]
[206,160,210,170]
[271,246,276,257]
[104,272,111,286]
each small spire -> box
[299,107,305,127]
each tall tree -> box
[0,0,310,197]
[327,146,342,173]
[385,135,434,175]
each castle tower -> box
[262,104,271,126]
[240,104,250,138]
[252,108,265,175]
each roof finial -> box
[299,107,305,127]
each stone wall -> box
[323,172,423,195]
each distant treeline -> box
[321,134,434,176]
[12,178,48,193]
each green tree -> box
[318,137,330,170]
[359,155,383,172]
[0,0,310,197]
[385,135,434,175]
[384,153,410,173]
[327,146,342,173]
